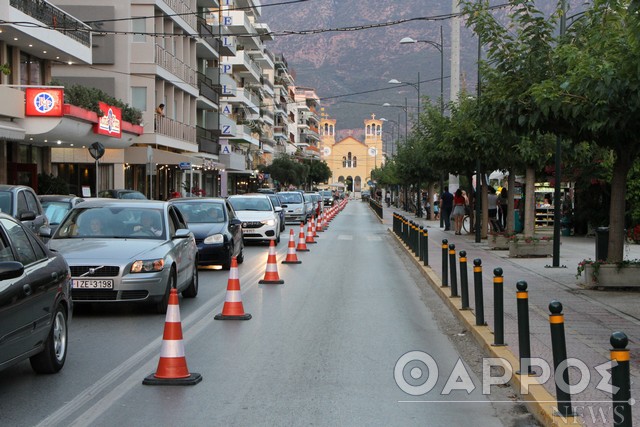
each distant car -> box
[256,188,275,194]
[98,189,147,200]
[361,190,371,202]
[278,191,307,224]
[0,213,72,373]
[45,199,198,313]
[228,194,281,245]
[306,192,323,217]
[267,194,286,232]
[303,193,315,220]
[319,190,334,206]
[39,195,85,236]
[0,184,48,236]
[171,198,244,269]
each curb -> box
[389,230,583,427]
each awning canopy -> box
[0,121,26,141]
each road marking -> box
[35,264,265,427]
[367,236,382,241]
[338,235,353,240]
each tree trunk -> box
[524,166,536,237]
[506,171,516,234]
[608,152,633,263]
[482,174,489,239]
[428,182,435,220]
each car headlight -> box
[204,234,224,244]
[131,259,165,273]
[294,208,302,213]
[261,219,276,226]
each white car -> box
[228,194,281,245]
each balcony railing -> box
[197,16,220,53]
[162,0,197,29]
[155,44,197,88]
[198,72,220,105]
[10,0,91,47]
[197,126,220,154]
[156,114,196,143]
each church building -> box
[319,113,384,194]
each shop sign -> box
[25,88,63,116]
[94,102,122,138]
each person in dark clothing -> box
[440,186,454,231]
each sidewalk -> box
[379,203,639,427]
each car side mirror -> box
[39,226,52,238]
[0,261,24,280]
[173,229,192,239]
[281,204,288,208]
[274,206,282,212]
[19,211,36,221]
[230,218,242,226]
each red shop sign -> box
[25,88,63,116]
[94,102,122,138]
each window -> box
[132,18,146,42]
[131,87,147,111]
[16,192,28,216]
[1,219,37,265]
[353,156,357,168]
[24,191,40,215]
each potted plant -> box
[576,259,640,288]
[488,231,511,250]
[508,234,553,257]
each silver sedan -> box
[45,199,198,313]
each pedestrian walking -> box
[487,186,502,232]
[440,186,454,231]
[498,187,508,230]
[452,188,466,235]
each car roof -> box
[170,197,226,203]
[71,199,167,209]
[39,195,83,202]
[228,193,269,198]
[0,185,35,192]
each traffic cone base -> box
[143,289,202,386]
[259,240,284,284]
[215,257,252,320]
[282,259,302,264]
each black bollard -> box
[441,239,449,287]
[611,332,632,427]
[459,251,469,309]
[473,259,485,326]
[492,268,505,346]
[549,301,574,417]
[449,244,458,297]
[515,281,533,375]
[423,228,429,266]
[418,226,424,262]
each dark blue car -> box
[268,194,286,232]
[171,198,243,269]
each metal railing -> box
[156,114,196,143]
[197,72,219,105]
[197,16,220,53]
[10,0,91,47]
[155,44,197,88]
[162,0,197,29]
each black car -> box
[0,213,72,373]
[39,195,85,236]
[171,198,244,269]
[98,189,147,200]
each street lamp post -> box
[389,72,420,117]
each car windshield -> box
[304,195,313,202]
[228,197,272,212]
[278,193,303,203]
[320,191,332,198]
[41,201,72,225]
[0,191,13,214]
[55,207,165,239]
[173,202,225,224]
[268,195,281,207]
[120,191,146,200]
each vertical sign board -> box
[94,102,122,138]
[25,88,64,116]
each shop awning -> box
[0,121,25,141]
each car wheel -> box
[156,269,175,314]
[30,305,67,374]
[276,230,280,244]
[182,262,198,298]
[221,251,232,270]
[237,246,244,264]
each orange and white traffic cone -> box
[296,222,309,252]
[312,216,319,237]
[305,221,316,244]
[317,213,324,232]
[143,288,202,385]
[215,257,252,320]
[259,240,284,284]
[282,229,302,264]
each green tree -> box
[304,159,332,188]
[260,154,309,188]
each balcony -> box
[155,44,197,88]
[162,0,197,30]
[197,16,220,60]
[225,50,262,83]
[156,115,196,143]
[197,126,220,155]
[197,71,220,106]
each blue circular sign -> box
[33,92,55,113]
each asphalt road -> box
[0,202,524,426]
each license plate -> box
[72,279,114,289]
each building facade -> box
[320,113,384,194]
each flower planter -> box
[582,264,640,288]
[488,235,510,250]
[508,240,553,258]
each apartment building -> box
[273,53,296,156]
[294,86,320,160]
[0,0,95,189]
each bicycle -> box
[461,214,501,234]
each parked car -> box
[228,194,281,245]
[39,195,85,236]
[303,193,315,220]
[98,189,147,200]
[256,188,275,194]
[171,198,243,269]
[0,213,72,373]
[45,199,198,313]
[306,192,323,217]
[278,191,307,224]
[0,185,48,236]
[267,194,286,232]
[319,190,334,206]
